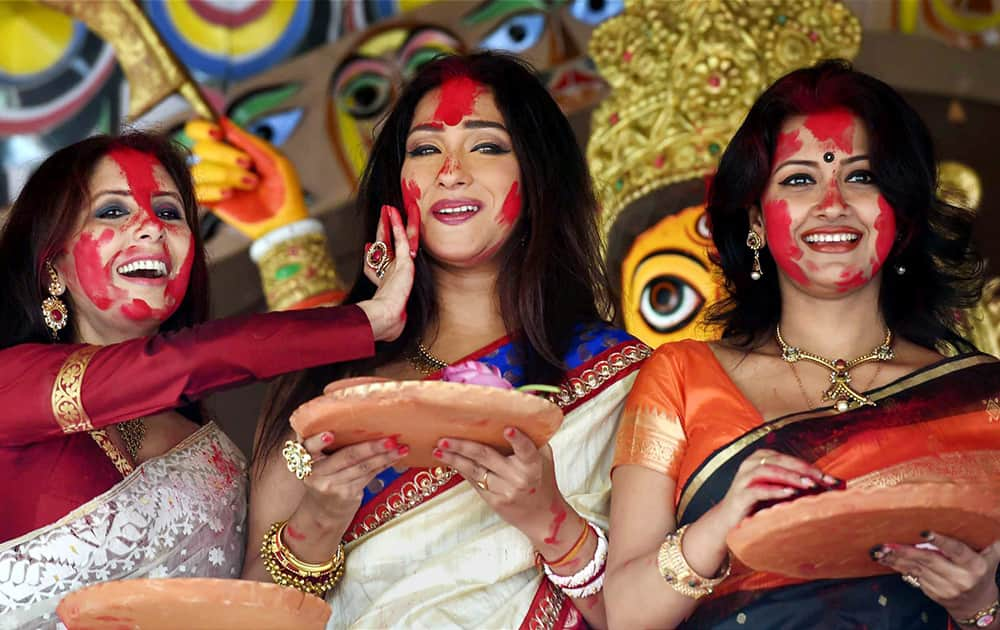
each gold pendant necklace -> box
[776,325,894,412]
[407,342,449,376]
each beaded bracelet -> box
[542,521,608,597]
[261,520,345,597]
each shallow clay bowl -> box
[57,578,330,629]
[291,378,563,468]
[726,481,1000,579]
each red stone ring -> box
[365,241,392,278]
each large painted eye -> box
[478,12,546,53]
[225,84,304,146]
[639,275,706,333]
[245,109,304,146]
[569,0,625,25]
[338,72,393,119]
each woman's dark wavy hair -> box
[705,59,985,352]
[255,52,611,468]
[0,131,209,350]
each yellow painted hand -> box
[186,117,308,240]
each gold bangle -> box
[656,524,731,600]
[261,521,346,596]
[273,521,343,576]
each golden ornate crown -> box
[587,0,862,239]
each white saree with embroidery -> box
[0,424,247,630]
[325,326,649,629]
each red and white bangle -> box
[542,521,608,597]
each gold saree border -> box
[676,353,997,521]
[550,342,651,411]
[50,345,100,433]
[89,429,134,477]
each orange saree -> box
[614,339,1000,629]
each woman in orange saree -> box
[604,60,1000,629]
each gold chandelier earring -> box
[746,231,764,280]
[41,261,69,338]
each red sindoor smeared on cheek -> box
[763,199,809,285]
[873,195,897,271]
[803,109,854,155]
[402,179,422,221]
[773,129,803,165]
[162,235,195,318]
[73,228,124,310]
[497,181,521,225]
[433,77,484,127]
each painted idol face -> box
[756,109,896,296]
[56,150,194,340]
[401,79,522,269]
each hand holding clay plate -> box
[290,363,563,468]
[726,481,1000,579]
[57,578,330,630]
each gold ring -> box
[901,574,921,589]
[475,469,490,491]
[365,242,392,278]
[282,440,313,480]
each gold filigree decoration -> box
[587,0,862,239]
[550,343,652,408]
[257,232,344,310]
[51,345,100,433]
[89,429,134,476]
[40,0,213,119]
[344,466,457,543]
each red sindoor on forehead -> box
[433,76,485,127]
[803,109,854,155]
[107,148,160,216]
[773,129,803,165]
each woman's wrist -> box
[681,505,737,578]
[284,501,350,563]
[948,586,1000,628]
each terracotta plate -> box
[291,379,564,468]
[726,482,1000,579]
[57,578,330,630]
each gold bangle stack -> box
[656,524,731,599]
[261,520,345,596]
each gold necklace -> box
[407,342,449,376]
[118,418,146,460]
[776,325,894,412]
[788,360,885,411]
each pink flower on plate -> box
[440,360,514,390]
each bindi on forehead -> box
[432,76,486,127]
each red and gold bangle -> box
[261,520,345,596]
